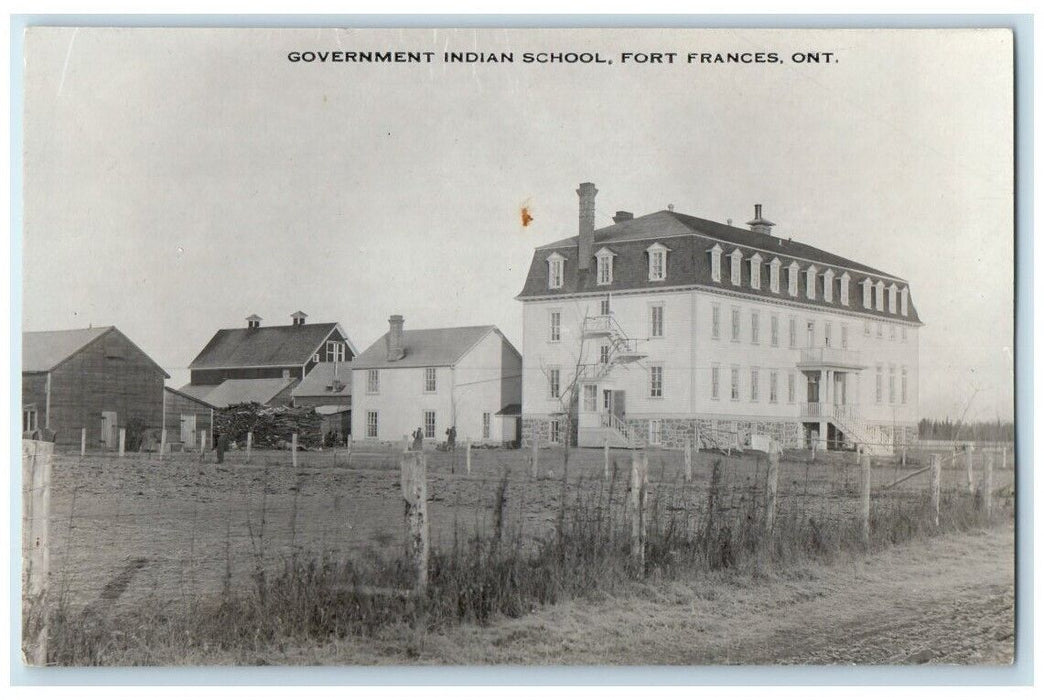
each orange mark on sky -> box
[520,206,534,227]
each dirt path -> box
[324,524,1014,665]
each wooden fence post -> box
[965,447,974,495]
[860,450,871,548]
[465,439,472,475]
[22,439,52,666]
[684,437,693,482]
[984,452,994,522]
[1002,446,1007,472]
[400,450,429,592]
[811,440,817,463]
[901,445,907,468]
[929,453,941,528]
[531,435,539,478]
[765,444,780,538]
[80,427,86,457]
[629,452,649,571]
[159,429,167,460]
[695,424,701,453]
[246,431,253,462]
[603,435,610,480]
[345,437,352,467]
[292,433,298,468]
[118,428,126,457]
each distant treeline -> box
[918,418,1014,442]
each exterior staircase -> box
[600,412,637,448]
[582,314,647,364]
[827,405,893,456]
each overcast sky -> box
[21,27,1014,421]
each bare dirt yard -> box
[37,443,1015,665]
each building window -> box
[788,263,800,297]
[583,384,597,411]
[864,319,871,336]
[730,367,740,401]
[548,368,561,399]
[806,266,817,300]
[709,244,723,282]
[603,389,612,411]
[751,311,760,344]
[547,254,564,289]
[889,365,896,404]
[648,420,663,446]
[482,412,491,439]
[367,369,379,394]
[549,419,560,443]
[424,410,436,439]
[596,250,614,285]
[549,310,561,342]
[902,326,908,342]
[750,368,760,402]
[888,284,898,314]
[600,296,611,316]
[875,281,885,312]
[648,244,668,281]
[901,367,908,404]
[875,365,883,404]
[711,365,720,400]
[840,273,850,306]
[23,405,38,433]
[770,258,781,293]
[900,287,909,316]
[749,254,762,289]
[650,304,664,338]
[788,318,797,348]
[823,270,834,302]
[769,315,779,347]
[769,371,779,404]
[423,367,437,392]
[599,343,611,365]
[711,305,721,339]
[876,322,883,339]
[649,365,663,398]
[325,341,345,362]
[313,353,320,363]
[787,372,796,403]
[731,307,741,342]
[806,320,815,348]
[862,279,873,309]
[841,324,849,349]
[366,410,378,438]
[730,250,742,285]
[824,322,832,348]
[888,324,896,340]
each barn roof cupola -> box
[291,311,308,326]
[577,182,598,271]
[746,204,776,236]
[246,314,262,329]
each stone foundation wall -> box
[622,417,804,450]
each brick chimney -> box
[746,204,776,236]
[612,211,633,223]
[386,315,405,362]
[291,310,308,326]
[246,314,262,329]
[577,182,598,270]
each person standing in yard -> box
[215,431,229,464]
[446,425,456,450]
[412,427,423,451]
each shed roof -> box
[189,322,355,369]
[179,378,295,408]
[292,362,352,398]
[23,326,170,376]
[352,325,503,370]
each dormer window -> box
[822,269,835,303]
[647,243,669,281]
[887,283,898,314]
[547,252,565,290]
[729,249,743,286]
[769,258,781,293]
[805,265,818,300]
[875,280,885,312]
[900,287,909,316]
[787,262,800,297]
[708,243,723,282]
[595,248,615,285]
[840,272,851,306]
[861,278,873,309]
[749,253,763,290]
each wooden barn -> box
[22,326,169,449]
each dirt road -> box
[324,524,1014,665]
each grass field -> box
[32,441,1014,665]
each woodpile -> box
[214,402,323,449]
